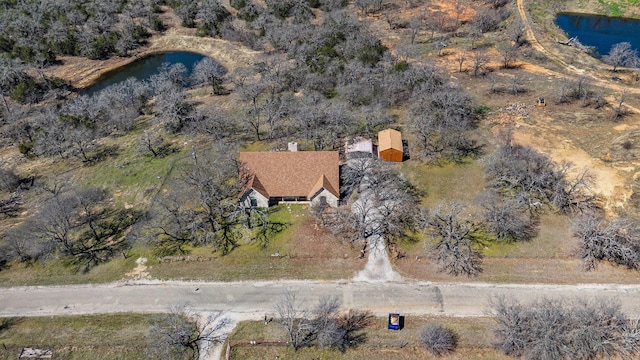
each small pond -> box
[555,13,640,57]
[84,52,206,95]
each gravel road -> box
[3,279,640,319]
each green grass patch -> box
[0,253,139,286]
[240,141,270,151]
[148,204,362,281]
[81,132,186,208]
[398,159,486,209]
[482,213,574,258]
[0,313,167,360]
[225,316,508,360]
[577,0,640,17]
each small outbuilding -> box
[345,137,374,159]
[378,128,403,162]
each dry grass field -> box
[224,316,508,360]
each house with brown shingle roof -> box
[239,151,340,207]
[378,128,403,162]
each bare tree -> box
[21,186,136,270]
[510,75,524,95]
[196,0,231,37]
[479,191,537,242]
[490,296,631,359]
[613,90,628,120]
[139,130,172,158]
[453,0,466,30]
[275,292,372,352]
[191,58,227,95]
[150,145,260,255]
[148,304,228,360]
[0,56,27,114]
[425,201,483,276]
[499,43,518,69]
[310,296,344,349]
[148,192,195,256]
[484,130,596,215]
[551,164,597,213]
[508,18,525,46]
[418,323,458,355]
[318,158,418,254]
[0,166,21,193]
[472,8,500,33]
[572,212,640,271]
[175,0,198,27]
[275,291,311,351]
[471,49,489,76]
[424,14,441,41]
[469,27,482,50]
[455,50,466,72]
[603,42,639,72]
[555,77,573,104]
[407,83,480,161]
[408,15,423,45]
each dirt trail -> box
[517,0,581,75]
[124,257,151,280]
[516,0,640,100]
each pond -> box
[555,13,640,57]
[84,52,207,95]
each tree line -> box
[156,292,636,358]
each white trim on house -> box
[310,188,339,207]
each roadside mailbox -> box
[388,313,402,330]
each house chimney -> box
[288,142,298,152]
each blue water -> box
[84,52,206,95]
[556,13,640,57]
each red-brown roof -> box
[239,151,340,198]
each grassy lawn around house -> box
[224,316,508,360]
[0,314,169,360]
[0,205,362,286]
[398,159,487,209]
[148,204,364,281]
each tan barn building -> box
[239,151,340,207]
[378,128,403,162]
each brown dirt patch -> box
[512,129,627,203]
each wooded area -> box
[0,0,638,280]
